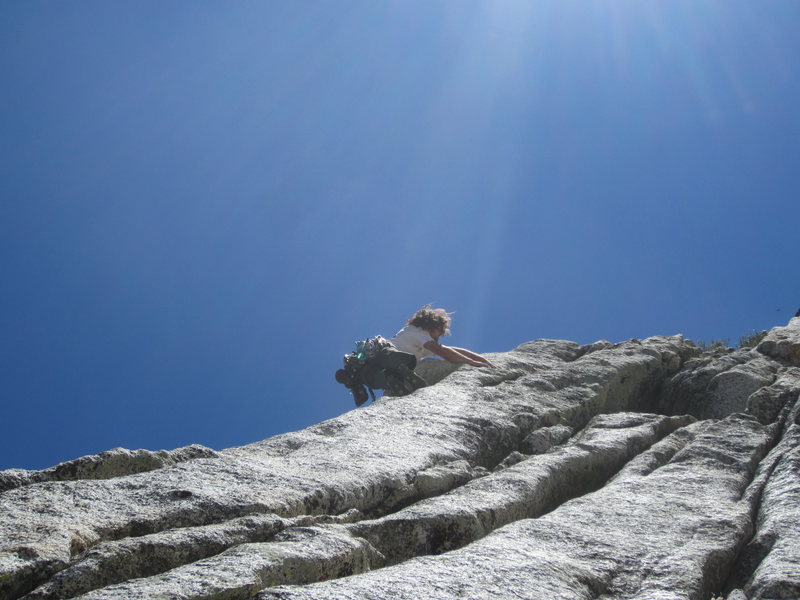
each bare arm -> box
[423,341,495,368]
[449,346,496,367]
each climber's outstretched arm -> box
[449,346,496,368]
[423,341,495,368]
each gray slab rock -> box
[346,413,695,566]
[51,413,694,600]
[703,358,778,419]
[413,357,462,386]
[658,349,747,415]
[64,525,382,600]
[732,396,800,599]
[758,316,800,366]
[745,367,800,426]
[0,445,219,493]
[18,513,285,600]
[492,450,527,471]
[0,337,695,599]
[520,423,574,454]
[576,340,615,356]
[18,512,353,600]
[259,414,776,600]
[659,350,777,420]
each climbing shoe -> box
[386,365,427,396]
[336,368,369,406]
[398,364,426,391]
[350,383,369,406]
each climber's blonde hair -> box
[407,305,452,336]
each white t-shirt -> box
[387,325,436,360]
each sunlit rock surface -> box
[0,445,219,493]
[2,318,799,600]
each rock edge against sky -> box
[2,318,799,600]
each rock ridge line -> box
[1,319,799,600]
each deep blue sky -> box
[2,1,798,470]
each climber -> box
[336,305,495,406]
[387,305,496,369]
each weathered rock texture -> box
[2,318,799,600]
[0,445,219,493]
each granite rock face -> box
[0,445,219,493]
[2,320,799,600]
[759,317,800,366]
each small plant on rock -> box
[695,339,731,352]
[738,330,767,349]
